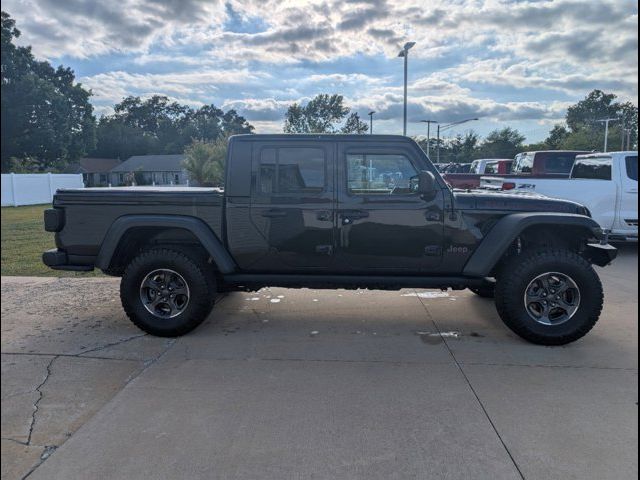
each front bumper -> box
[585,243,618,267]
[42,249,93,271]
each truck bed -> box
[52,187,225,263]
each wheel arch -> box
[463,213,604,277]
[95,215,236,275]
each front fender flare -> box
[95,215,236,274]
[462,213,603,277]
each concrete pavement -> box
[1,246,637,479]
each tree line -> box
[1,11,253,173]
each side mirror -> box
[417,171,438,196]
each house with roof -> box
[65,157,122,187]
[110,154,188,186]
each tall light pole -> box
[420,120,438,158]
[368,111,375,135]
[437,118,479,163]
[597,118,618,152]
[397,41,415,136]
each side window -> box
[513,153,533,173]
[626,156,638,181]
[347,153,418,195]
[259,147,325,194]
[484,162,498,174]
[571,157,612,180]
[545,153,578,174]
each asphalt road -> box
[1,245,637,480]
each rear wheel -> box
[495,249,603,345]
[120,248,215,337]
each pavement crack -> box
[78,333,148,356]
[415,292,526,480]
[26,355,58,447]
[2,436,29,446]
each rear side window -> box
[347,153,418,195]
[571,156,612,180]
[258,147,325,194]
[513,153,533,173]
[544,153,579,174]
[626,155,638,181]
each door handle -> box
[261,209,287,218]
[316,210,333,221]
[339,210,369,220]
[425,211,441,221]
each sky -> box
[4,0,638,142]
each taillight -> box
[502,182,516,190]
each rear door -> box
[334,141,445,272]
[249,140,336,270]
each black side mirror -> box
[417,170,437,196]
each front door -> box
[335,142,445,272]
[249,141,336,270]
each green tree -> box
[341,112,369,134]
[182,137,227,186]
[478,127,526,159]
[283,94,366,134]
[93,96,253,159]
[554,90,638,151]
[1,11,95,172]
[544,125,570,149]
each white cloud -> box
[3,0,637,139]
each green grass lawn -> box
[1,204,102,277]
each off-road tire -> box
[495,248,603,345]
[120,248,215,337]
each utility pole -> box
[598,118,618,152]
[397,42,415,136]
[420,120,438,158]
[368,111,375,135]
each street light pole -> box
[437,124,441,163]
[597,118,618,152]
[397,42,415,136]
[436,117,480,164]
[368,111,375,135]
[420,120,438,158]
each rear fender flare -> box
[95,215,236,273]
[462,213,603,277]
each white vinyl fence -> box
[1,173,84,207]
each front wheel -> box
[495,249,603,345]
[120,248,215,337]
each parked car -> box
[480,150,589,189]
[43,135,616,345]
[487,152,637,241]
[443,159,513,189]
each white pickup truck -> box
[481,151,638,241]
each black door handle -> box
[316,210,333,221]
[425,211,441,221]
[261,209,287,218]
[339,210,369,220]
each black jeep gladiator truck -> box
[43,135,617,345]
